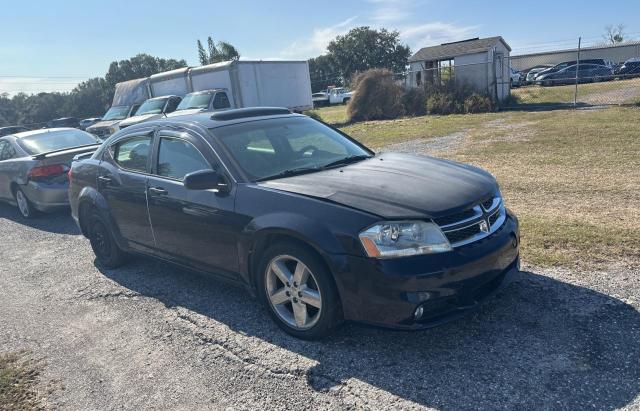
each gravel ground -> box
[1,204,639,410]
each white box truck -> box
[88,60,312,139]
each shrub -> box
[426,92,460,115]
[463,93,494,113]
[401,88,427,116]
[347,69,404,122]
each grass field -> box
[312,105,640,268]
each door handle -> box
[97,176,112,185]
[148,187,168,195]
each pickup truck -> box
[312,87,353,107]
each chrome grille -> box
[436,196,506,248]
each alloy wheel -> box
[15,190,30,218]
[91,220,111,260]
[265,255,323,330]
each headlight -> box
[359,221,452,258]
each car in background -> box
[86,103,142,141]
[69,107,519,339]
[0,126,29,137]
[312,87,352,107]
[616,58,640,79]
[510,68,523,87]
[523,65,553,84]
[0,128,100,218]
[536,64,614,86]
[535,59,612,80]
[166,89,232,117]
[117,95,182,129]
[80,117,102,130]
[47,117,80,129]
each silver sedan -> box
[0,128,101,218]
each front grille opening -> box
[444,224,481,244]
[482,198,494,210]
[433,208,478,226]
[489,210,501,226]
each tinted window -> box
[177,93,212,110]
[112,136,151,172]
[0,140,16,161]
[17,129,99,155]
[212,92,231,110]
[157,137,210,180]
[135,99,167,116]
[102,106,131,121]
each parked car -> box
[69,107,520,339]
[312,87,353,107]
[166,89,232,117]
[47,117,80,129]
[536,64,614,86]
[79,117,102,130]
[509,68,522,87]
[0,126,29,137]
[117,95,182,129]
[0,128,100,218]
[616,58,640,79]
[523,65,553,84]
[87,104,141,140]
[535,59,612,80]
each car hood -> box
[166,108,205,118]
[119,113,162,127]
[260,153,498,219]
[87,119,120,130]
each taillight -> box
[28,164,69,179]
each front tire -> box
[88,212,128,268]
[14,187,35,219]
[257,242,342,339]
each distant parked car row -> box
[513,57,640,87]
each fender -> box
[76,186,128,250]
[240,212,348,288]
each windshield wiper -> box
[255,166,322,182]
[322,154,372,169]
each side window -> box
[165,97,180,113]
[111,136,152,172]
[212,92,231,110]
[0,140,16,161]
[156,137,211,180]
[129,104,141,117]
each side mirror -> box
[183,169,229,194]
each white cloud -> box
[400,22,479,50]
[371,7,410,23]
[280,16,358,59]
[0,77,82,96]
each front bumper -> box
[22,181,69,212]
[330,212,520,329]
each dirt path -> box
[1,206,639,410]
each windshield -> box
[177,93,212,110]
[102,106,131,121]
[17,129,99,155]
[212,116,372,181]
[135,99,167,116]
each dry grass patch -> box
[0,351,42,410]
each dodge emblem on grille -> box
[479,220,490,233]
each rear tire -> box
[257,241,342,339]
[14,187,35,219]
[88,212,128,268]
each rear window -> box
[17,129,99,155]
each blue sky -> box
[1,0,639,94]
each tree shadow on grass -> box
[97,257,640,410]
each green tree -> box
[308,54,342,92]
[197,37,241,65]
[327,27,411,81]
[63,77,111,118]
[105,53,188,91]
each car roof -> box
[118,107,300,133]
[12,127,80,139]
[145,95,180,101]
[187,89,226,95]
